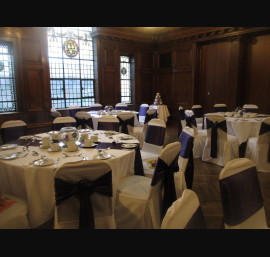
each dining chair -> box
[117,112,134,135]
[114,141,181,229]
[69,105,81,118]
[90,103,103,111]
[192,105,203,130]
[202,115,239,167]
[1,120,27,144]
[243,104,259,113]
[184,110,207,159]
[54,160,115,229]
[97,115,120,132]
[51,110,61,120]
[219,158,269,229]
[138,103,149,124]
[0,194,30,229]
[133,109,157,148]
[161,189,206,229]
[115,103,128,110]
[178,106,186,137]
[175,126,195,196]
[52,116,77,131]
[213,103,227,113]
[245,117,270,172]
[75,111,94,130]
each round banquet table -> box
[149,104,170,123]
[0,130,142,228]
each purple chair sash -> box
[76,117,93,130]
[259,122,270,162]
[184,206,206,229]
[185,114,197,128]
[213,106,227,112]
[117,116,134,135]
[97,122,119,132]
[206,119,227,158]
[53,122,77,131]
[145,125,165,146]
[219,166,263,226]
[55,171,112,229]
[69,108,81,118]
[90,106,103,111]
[245,108,258,113]
[115,106,128,110]
[96,142,144,176]
[179,131,194,189]
[1,126,27,144]
[139,106,149,116]
[151,155,180,219]
[192,108,203,118]
[144,110,157,124]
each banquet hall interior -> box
[0,26,270,229]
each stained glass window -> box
[120,55,133,103]
[0,41,17,113]
[47,27,95,109]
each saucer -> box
[82,143,98,148]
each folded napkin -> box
[0,194,15,213]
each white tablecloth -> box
[0,131,139,228]
[149,105,170,123]
[89,111,139,130]
[204,113,267,144]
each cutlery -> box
[39,158,49,166]
[53,157,61,168]
[62,153,82,158]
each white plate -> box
[119,136,133,140]
[19,135,33,140]
[0,153,19,160]
[121,143,137,149]
[104,131,116,135]
[93,153,111,160]
[33,159,54,167]
[47,148,61,152]
[0,144,18,150]
[78,129,91,133]
[82,143,98,148]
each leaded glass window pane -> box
[0,41,17,113]
[120,55,132,104]
[47,27,95,109]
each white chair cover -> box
[97,115,119,132]
[90,103,103,111]
[51,111,61,119]
[75,111,93,129]
[219,158,269,229]
[52,117,77,131]
[115,103,128,110]
[138,104,149,123]
[161,189,206,229]
[114,141,181,229]
[0,194,30,229]
[1,120,27,144]
[243,104,259,113]
[54,160,115,229]
[1,120,26,128]
[213,103,227,112]
[141,119,166,176]
[202,115,239,166]
[175,126,194,198]
[245,117,270,172]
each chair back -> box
[178,106,186,137]
[97,115,119,132]
[115,103,128,110]
[1,120,27,143]
[142,118,166,155]
[90,103,103,111]
[117,113,134,135]
[184,110,198,136]
[138,104,149,123]
[219,158,268,229]
[177,126,195,189]
[161,189,206,229]
[52,117,77,130]
[75,111,93,130]
[243,104,259,113]
[192,105,203,127]
[69,105,81,118]
[51,111,61,120]
[54,160,115,229]
[149,141,181,228]
[213,103,227,112]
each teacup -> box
[42,137,51,149]
[50,142,61,152]
[80,133,89,141]
[51,132,60,141]
[67,142,78,152]
[91,135,98,142]
[84,139,93,147]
